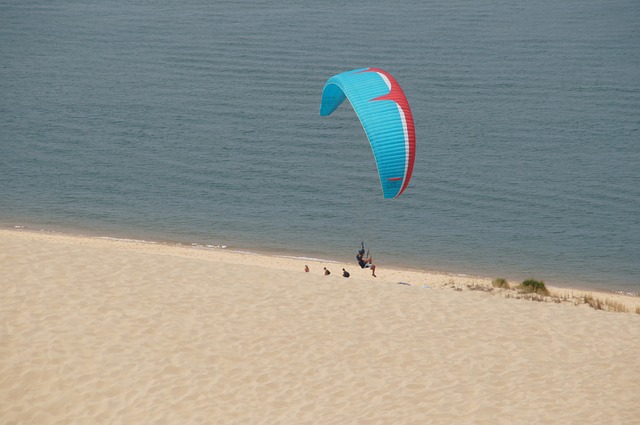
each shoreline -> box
[4,221,638,295]
[3,227,639,312]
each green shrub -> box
[519,279,550,296]
[492,278,510,289]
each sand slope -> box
[1,229,639,424]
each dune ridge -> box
[1,229,639,424]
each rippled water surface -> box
[2,0,639,292]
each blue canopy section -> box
[320,68,415,199]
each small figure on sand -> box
[304,265,309,273]
[324,267,331,276]
[342,268,350,278]
[356,244,377,277]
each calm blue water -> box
[2,0,639,292]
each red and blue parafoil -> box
[320,68,416,199]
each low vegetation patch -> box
[582,294,628,313]
[518,279,550,296]
[492,278,510,289]
[446,277,638,315]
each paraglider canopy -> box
[320,68,416,199]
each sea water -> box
[1,0,639,292]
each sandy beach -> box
[1,228,639,424]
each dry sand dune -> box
[1,229,639,424]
